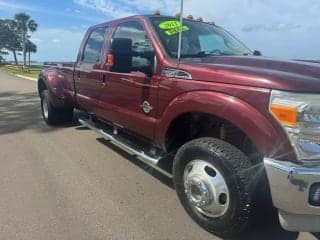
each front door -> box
[100,21,158,140]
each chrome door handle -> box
[76,70,80,81]
[100,74,106,86]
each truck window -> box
[82,27,108,63]
[150,17,252,58]
[199,35,228,53]
[113,21,154,72]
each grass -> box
[0,65,41,79]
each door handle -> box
[76,70,80,80]
[100,73,106,86]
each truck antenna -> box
[177,0,184,61]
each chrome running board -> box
[78,117,172,178]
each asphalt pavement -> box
[0,71,318,240]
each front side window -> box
[149,17,252,58]
[113,21,154,72]
[82,27,107,63]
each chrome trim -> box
[183,160,230,218]
[140,101,153,114]
[264,157,320,232]
[264,158,320,175]
[161,68,192,79]
[279,210,320,232]
[264,157,320,215]
[78,118,172,178]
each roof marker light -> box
[187,15,193,20]
[197,17,203,22]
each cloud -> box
[74,0,135,18]
[28,28,85,61]
[242,23,301,32]
[0,0,37,11]
[0,0,101,23]
[73,0,179,18]
[30,38,42,43]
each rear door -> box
[75,26,108,113]
[100,21,159,140]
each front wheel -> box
[173,137,254,238]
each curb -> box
[15,74,37,82]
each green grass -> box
[0,65,41,79]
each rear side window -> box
[82,27,108,63]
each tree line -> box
[0,13,38,66]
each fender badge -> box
[141,101,153,114]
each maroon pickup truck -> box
[38,14,320,238]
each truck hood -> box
[179,56,320,92]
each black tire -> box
[40,90,73,125]
[173,137,254,239]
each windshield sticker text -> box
[164,26,190,36]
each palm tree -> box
[26,40,37,67]
[14,13,38,66]
[1,19,22,65]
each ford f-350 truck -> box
[38,14,320,238]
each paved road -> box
[0,71,318,240]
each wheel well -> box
[166,112,262,164]
[38,78,47,96]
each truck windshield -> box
[149,17,252,58]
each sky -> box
[0,0,319,62]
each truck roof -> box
[89,14,210,30]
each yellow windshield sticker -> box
[159,20,180,29]
[164,25,190,36]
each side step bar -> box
[78,117,172,178]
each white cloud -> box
[73,0,180,18]
[74,0,135,18]
[28,28,84,62]
[30,38,42,43]
[0,0,37,11]
[0,0,102,23]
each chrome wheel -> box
[183,160,230,218]
[42,98,49,120]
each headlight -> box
[269,90,320,163]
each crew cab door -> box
[74,26,108,113]
[100,21,158,140]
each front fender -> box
[155,91,296,161]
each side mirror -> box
[253,50,262,56]
[132,50,155,77]
[109,38,156,77]
[109,38,133,73]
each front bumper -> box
[264,158,320,232]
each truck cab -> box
[38,14,320,238]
